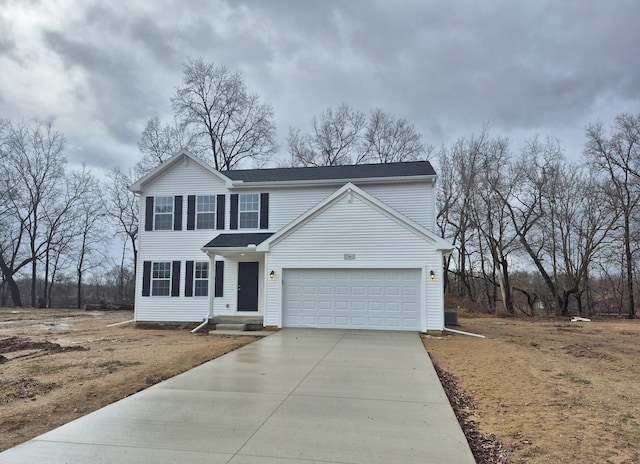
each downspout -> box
[443,327,486,339]
[191,250,216,334]
[107,319,135,328]
[191,317,209,333]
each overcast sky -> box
[1,0,639,176]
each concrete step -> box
[213,323,247,331]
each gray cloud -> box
[1,0,639,174]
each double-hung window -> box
[239,193,259,229]
[196,195,216,229]
[151,262,171,296]
[154,196,174,230]
[194,262,209,296]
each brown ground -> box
[1,309,639,463]
[423,314,640,464]
[0,308,258,452]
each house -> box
[129,150,452,332]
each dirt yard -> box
[0,308,258,452]
[423,315,640,464]
[1,308,639,463]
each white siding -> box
[361,182,435,232]
[267,186,336,229]
[261,181,435,231]
[264,193,444,331]
[135,160,228,322]
[144,159,227,195]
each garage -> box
[282,268,422,331]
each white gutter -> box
[107,319,135,328]
[443,327,486,339]
[191,317,209,334]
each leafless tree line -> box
[438,114,640,318]
[0,120,135,308]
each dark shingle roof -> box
[203,233,274,248]
[223,160,435,183]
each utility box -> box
[444,310,460,326]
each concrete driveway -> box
[0,329,475,464]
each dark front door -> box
[237,262,259,311]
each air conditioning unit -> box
[444,310,460,326]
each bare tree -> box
[437,128,518,313]
[534,161,619,316]
[288,104,366,166]
[71,167,107,308]
[171,57,277,170]
[471,134,518,314]
[499,137,568,314]
[0,120,31,306]
[3,121,67,307]
[436,135,483,302]
[104,168,139,273]
[137,117,204,175]
[585,113,640,318]
[362,108,430,163]
[288,104,428,167]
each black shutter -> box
[216,194,225,230]
[230,194,238,230]
[260,193,269,230]
[185,261,194,297]
[142,261,151,296]
[171,261,180,297]
[174,196,183,231]
[214,261,224,297]
[145,197,154,231]
[187,195,196,230]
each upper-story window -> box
[154,197,174,230]
[196,195,216,229]
[239,193,259,229]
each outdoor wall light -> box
[270,270,276,280]
[430,270,436,280]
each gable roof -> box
[129,150,437,193]
[129,150,232,193]
[224,160,436,183]
[256,182,453,253]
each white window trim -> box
[196,195,216,230]
[151,261,172,296]
[154,196,174,231]
[239,193,260,230]
[194,261,209,297]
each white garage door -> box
[283,269,421,331]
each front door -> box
[237,262,259,311]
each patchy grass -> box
[555,370,592,385]
[0,378,58,403]
[96,360,143,374]
[25,363,76,376]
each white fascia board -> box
[200,246,262,256]
[228,175,437,190]
[129,150,233,193]
[257,182,453,252]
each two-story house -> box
[129,150,452,332]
